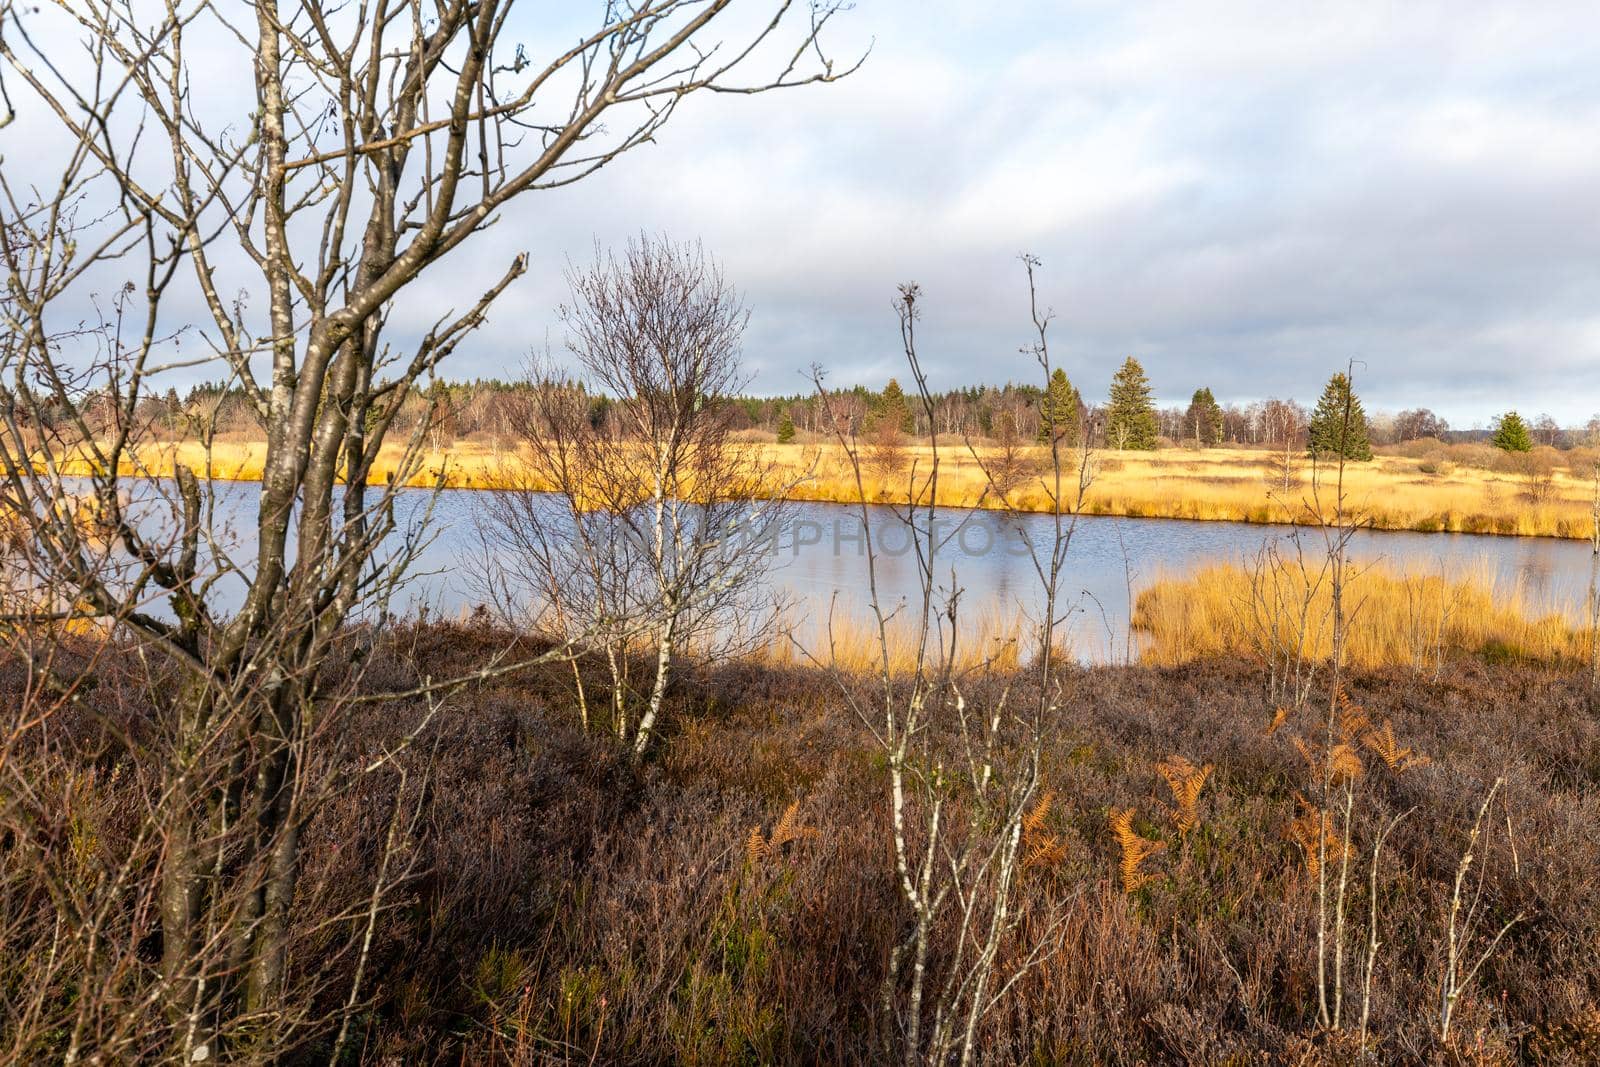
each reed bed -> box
[1132,560,1594,669]
[104,439,1600,541]
[751,604,1026,675]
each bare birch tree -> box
[805,266,1075,1065]
[475,236,798,758]
[0,0,855,1056]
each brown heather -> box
[7,622,1600,1063]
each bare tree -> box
[1262,398,1307,502]
[476,237,798,759]
[804,265,1075,1065]
[0,1,854,1056]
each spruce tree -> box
[1491,410,1533,452]
[1036,367,1082,445]
[1185,387,1224,447]
[776,407,796,443]
[878,378,915,434]
[1306,372,1372,461]
[1105,357,1158,450]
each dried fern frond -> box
[1361,718,1429,772]
[1024,790,1055,838]
[1292,736,1363,785]
[1109,807,1166,893]
[1334,687,1371,742]
[1266,705,1291,737]
[1026,837,1069,869]
[1285,796,1349,879]
[1156,755,1213,836]
[747,801,818,866]
[745,825,769,865]
[1022,790,1069,869]
[1328,742,1364,785]
[769,801,817,851]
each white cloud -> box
[7,1,1600,422]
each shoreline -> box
[86,439,1600,543]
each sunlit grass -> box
[94,439,1600,541]
[1131,560,1594,669]
[753,603,1027,675]
[757,443,1599,541]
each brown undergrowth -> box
[4,622,1599,1063]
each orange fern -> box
[1285,796,1349,879]
[1328,742,1364,785]
[1022,790,1069,869]
[1266,705,1291,737]
[1335,689,1372,742]
[1361,718,1429,771]
[1292,737,1364,785]
[745,826,769,865]
[1109,807,1165,893]
[746,800,817,865]
[1155,755,1213,836]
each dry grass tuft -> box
[758,608,1025,676]
[109,439,1600,539]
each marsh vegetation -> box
[3,2,1598,1064]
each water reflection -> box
[83,481,1599,659]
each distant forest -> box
[107,371,1595,451]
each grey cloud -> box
[10,1,1600,423]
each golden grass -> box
[761,442,1600,541]
[752,605,1027,676]
[80,439,1600,540]
[1131,560,1594,669]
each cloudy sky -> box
[11,2,1600,425]
[466,0,1600,426]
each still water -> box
[402,491,1593,659]
[105,483,1597,660]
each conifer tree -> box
[1185,387,1224,447]
[1491,410,1533,452]
[1036,367,1082,445]
[776,407,796,443]
[878,377,915,434]
[1105,357,1158,450]
[1306,372,1373,461]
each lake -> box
[83,482,1599,660]
[409,491,1595,659]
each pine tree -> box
[878,378,915,434]
[1491,410,1533,452]
[1185,387,1224,447]
[1105,357,1158,450]
[1306,372,1372,461]
[776,407,796,444]
[1036,367,1081,445]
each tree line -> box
[105,360,1596,460]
